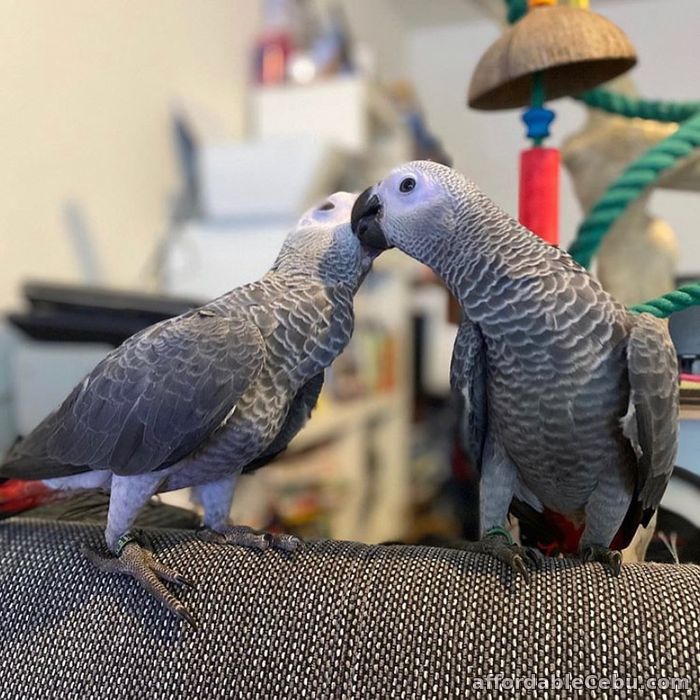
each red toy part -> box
[519,147,560,246]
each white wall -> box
[2,0,696,312]
[407,0,700,268]
[0,0,260,310]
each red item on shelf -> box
[254,30,293,85]
[519,147,559,245]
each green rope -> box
[568,90,700,319]
[568,112,700,269]
[631,283,700,318]
[577,90,700,124]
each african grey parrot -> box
[1,191,378,625]
[351,160,678,579]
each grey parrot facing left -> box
[0,192,377,626]
[352,161,679,579]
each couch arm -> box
[1,518,698,698]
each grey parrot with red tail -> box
[351,160,678,580]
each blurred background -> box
[1,0,699,559]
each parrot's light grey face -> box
[298,191,357,229]
[351,160,461,265]
[276,191,379,288]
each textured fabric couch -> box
[1,518,699,699]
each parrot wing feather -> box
[2,309,265,478]
[624,313,679,511]
[242,371,324,473]
[450,319,488,471]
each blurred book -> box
[680,374,700,405]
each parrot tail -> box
[513,498,649,555]
[0,478,56,518]
[513,503,585,556]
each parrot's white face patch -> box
[376,167,445,217]
[370,162,454,255]
[299,192,358,228]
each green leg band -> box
[485,526,513,545]
[114,531,139,557]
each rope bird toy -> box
[469,0,636,244]
[567,92,700,317]
[495,0,700,319]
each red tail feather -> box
[534,509,585,555]
[0,479,56,516]
[529,507,642,555]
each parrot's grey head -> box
[351,160,467,264]
[274,192,380,289]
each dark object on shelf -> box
[680,384,700,406]
[669,304,700,373]
[388,82,452,167]
[2,519,699,697]
[171,111,201,221]
[7,281,201,346]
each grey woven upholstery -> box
[1,519,699,699]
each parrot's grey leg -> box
[577,464,634,576]
[478,434,518,535]
[451,434,542,583]
[195,474,301,552]
[82,473,196,628]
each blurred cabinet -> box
[198,135,345,222]
[164,221,289,297]
[252,77,371,153]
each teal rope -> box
[578,89,700,124]
[631,283,700,318]
[569,91,700,319]
[568,112,700,269]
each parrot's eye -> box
[399,177,416,193]
[318,201,335,211]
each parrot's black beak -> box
[351,188,391,250]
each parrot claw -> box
[271,532,304,552]
[580,545,623,576]
[523,546,546,566]
[510,554,530,584]
[198,525,302,553]
[82,541,196,629]
[448,533,542,584]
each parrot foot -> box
[579,544,623,576]
[450,531,543,584]
[82,539,196,629]
[197,524,302,553]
